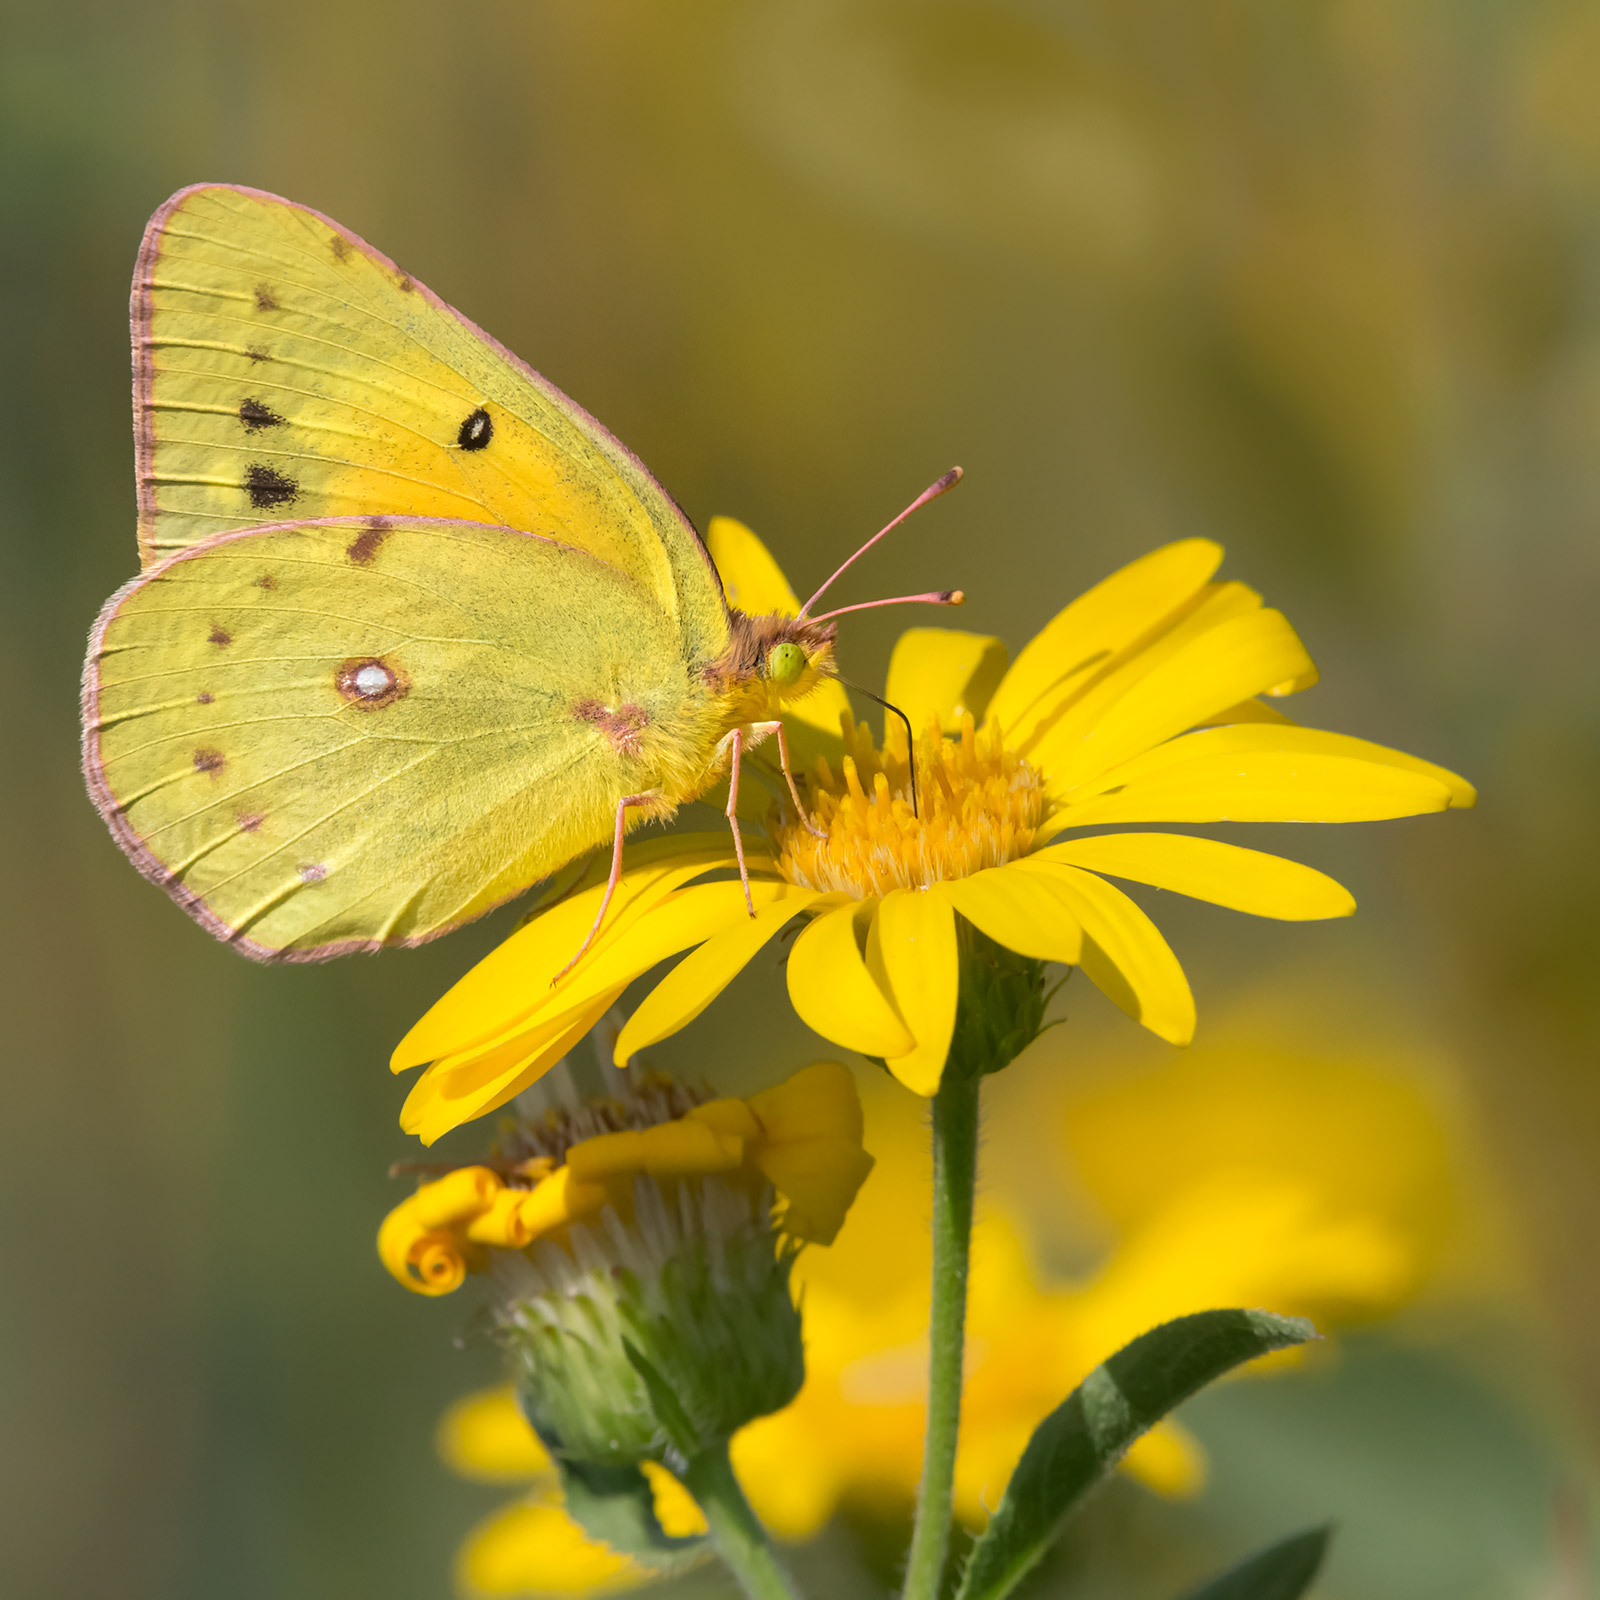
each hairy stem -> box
[902,1069,982,1600]
[684,1440,804,1600]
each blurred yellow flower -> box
[438,1389,708,1598]
[394,527,1473,1137]
[440,1025,1470,1588]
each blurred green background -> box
[3,1,1597,1596]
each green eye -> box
[769,641,807,687]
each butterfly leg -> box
[725,727,757,918]
[749,718,828,840]
[552,792,656,984]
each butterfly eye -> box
[769,641,807,687]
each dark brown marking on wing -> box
[208,624,232,647]
[574,699,650,757]
[254,573,277,590]
[253,283,279,311]
[330,234,350,261]
[245,463,297,509]
[196,691,214,705]
[238,812,265,832]
[193,748,226,774]
[346,518,390,565]
[245,346,269,364]
[239,397,285,432]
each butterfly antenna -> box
[841,678,920,818]
[799,467,964,618]
[805,589,964,626]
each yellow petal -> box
[1038,744,1453,836]
[455,1497,651,1598]
[940,864,1084,964]
[748,1061,876,1245]
[1121,1422,1207,1498]
[1036,833,1355,920]
[639,1461,708,1539]
[786,898,915,1058]
[393,840,744,1069]
[884,628,1009,745]
[989,539,1224,747]
[401,995,618,1145]
[1042,609,1316,793]
[707,515,803,615]
[437,1387,553,1484]
[1022,864,1195,1044]
[413,1166,503,1229]
[871,889,960,1095]
[614,885,828,1062]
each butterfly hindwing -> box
[133,183,729,666]
[83,517,712,959]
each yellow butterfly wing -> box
[133,183,728,667]
[83,517,719,960]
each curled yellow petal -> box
[786,897,915,1058]
[377,1197,473,1296]
[940,863,1084,964]
[518,1165,610,1238]
[1024,863,1195,1044]
[871,888,960,1095]
[414,1165,503,1229]
[466,1187,538,1248]
[1037,833,1355,921]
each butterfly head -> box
[713,611,838,719]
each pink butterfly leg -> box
[767,719,828,840]
[725,727,756,917]
[552,791,655,984]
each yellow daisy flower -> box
[393,528,1473,1138]
[439,1021,1472,1584]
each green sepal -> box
[1174,1526,1333,1600]
[554,1455,710,1578]
[955,1309,1317,1600]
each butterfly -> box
[81,185,962,967]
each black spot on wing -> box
[253,284,279,311]
[244,464,297,509]
[239,397,284,432]
[457,407,493,451]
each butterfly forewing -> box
[134,184,728,666]
[84,518,712,959]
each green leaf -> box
[1175,1526,1332,1600]
[554,1455,710,1577]
[955,1309,1317,1600]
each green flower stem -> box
[902,1068,982,1600]
[684,1440,804,1600]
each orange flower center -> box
[773,713,1043,897]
